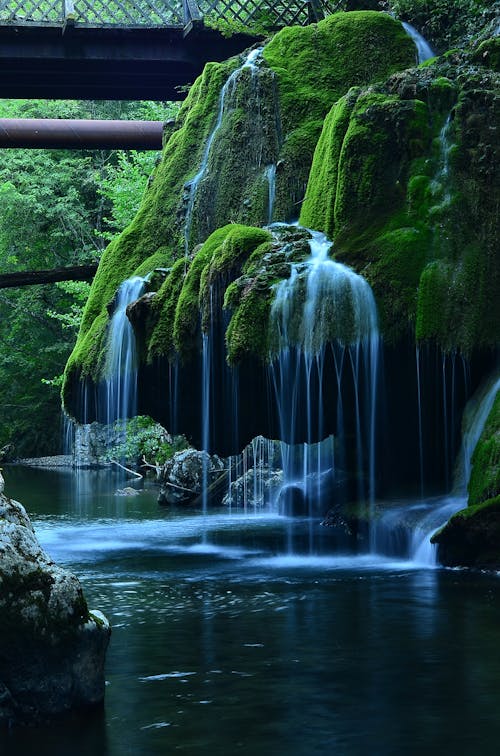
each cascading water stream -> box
[265,163,277,224]
[105,276,147,425]
[269,229,380,550]
[387,373,500,565]
[402,21,435,63]
[431,114,454,204]
[184,47,262,254]
[454,374,500,496]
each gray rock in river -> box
[158,448,224,506]
[0,492,110,727]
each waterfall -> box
[265,163,276,224]
[431,114,454,204]
[105,276,147,424]
[454,374,500,496]
[409,373,500,564]
[184,47,263,254]
[402,22,435,63]
[415,347,424,498]
[269,229,380,546]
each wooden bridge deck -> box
[0,1,331,100]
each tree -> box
[0,98,178,457]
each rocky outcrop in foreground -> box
[0,493,110,727]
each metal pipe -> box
[0,119,164,150]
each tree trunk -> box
[0,264,98,289]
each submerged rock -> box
[0,493,110,727]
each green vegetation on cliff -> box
[264,10,415,219]
[171,225,271,362]
[63,9,417,402]
[300,41,499,351]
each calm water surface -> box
[1,466,500,756]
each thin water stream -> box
[2,466,500,755]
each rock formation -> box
[0,493,110,727]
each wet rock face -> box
[432,501,500,569]
[158,448,224,506]
[0,494,110,727]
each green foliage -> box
[105,415,188,466]
[0,97,171,455]
[46,281,92,331]
[96,151,160,240]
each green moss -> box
[416,242,499,353]
[265,11,415,221]
[473,37,500,71]
[415,260,452,343]
[365,225,431,340]
[173,235,225,362]
[300,88,360,235]
[468,393,500,506]
[133,247,173,279]
[301,90,430,244]
[147,258,189,360]
[263,11,414,134]
[453,495,500,522]
[172,225,272,360]
[226,286,274,365]
[199,225,271,329]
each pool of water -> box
[1,466,500,755]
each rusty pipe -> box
[0,119,164,150]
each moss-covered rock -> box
[171,225,272,362]
[432,384,500,568]
[264,10,415,220]
[299,47,499,350]
[64,10,415,414]
[0,494,110,726]
[431,496,500,568]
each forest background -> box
[0,98,178,456]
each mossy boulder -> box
[263,10,415,219]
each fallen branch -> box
[109,459,143,480]
[161,480,198,495]
[141,455,162,478]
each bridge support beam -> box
[0,25,259,101]
[0,119,165,150]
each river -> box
[1,465,500,755]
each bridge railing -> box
[0,1,339,28]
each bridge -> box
[0,1,332,101]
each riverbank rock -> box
[0,493,110,727]
[158,448,224,506]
